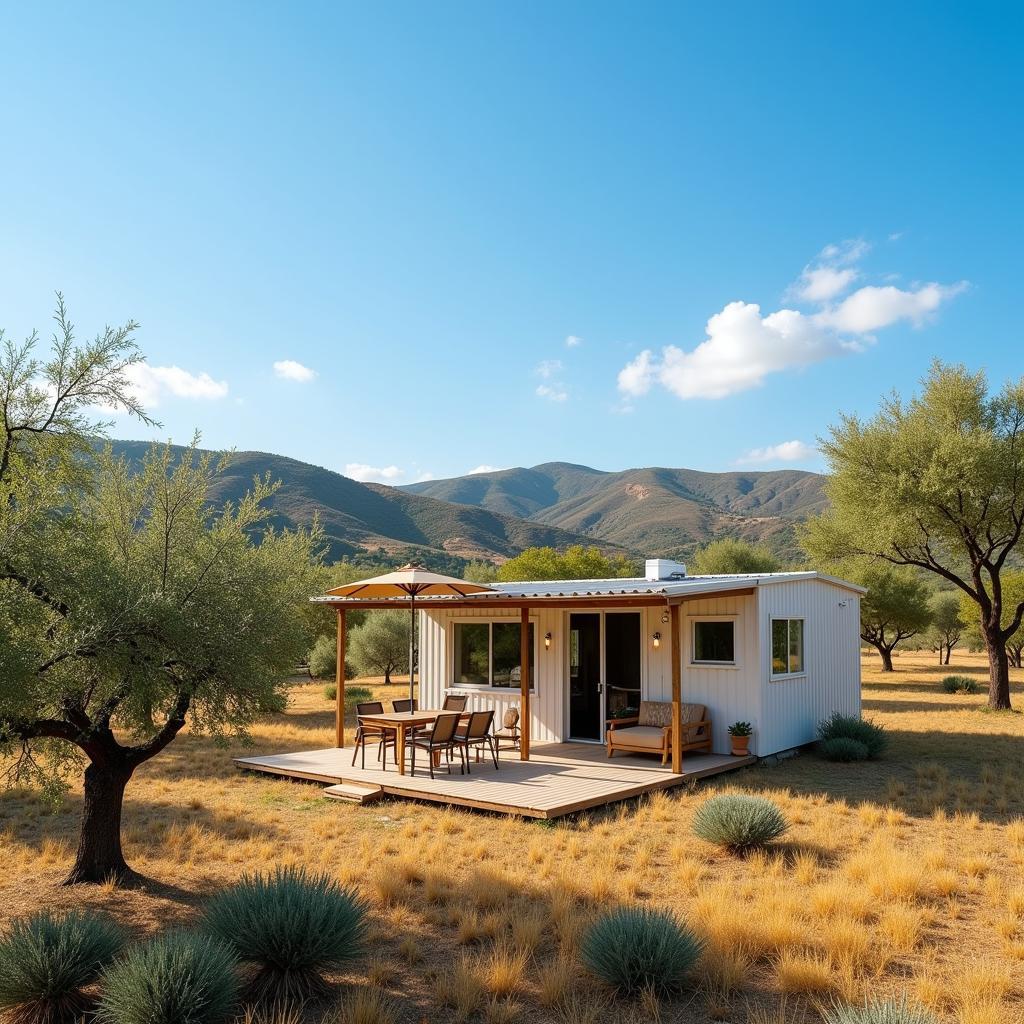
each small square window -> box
[772,618,805,676]
[692,620,735,664]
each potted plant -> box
[728,721,753,756]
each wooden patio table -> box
[356,710,470,776]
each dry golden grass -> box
[2,653,1024,1022]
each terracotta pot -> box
[730,734,751,756]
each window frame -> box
[688,615,739,668]
[450,617,538,692]
[769,616,807,680]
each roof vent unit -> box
[645,558,687,582]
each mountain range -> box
[110,442,827,565]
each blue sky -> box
[1,3,1020,483]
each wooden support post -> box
[520,606,531,761]
[670,603,682,774]
[335,608,347,748]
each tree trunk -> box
[943,644,952,665]
[868,641,894,671]
[63,760,135,885]
[384,666,391,684]
[983,631,1013,711]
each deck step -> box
[322,782,383,805]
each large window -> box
[454,621,535,688]
[772,618,804,676]
[692,620,735,664]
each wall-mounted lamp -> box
[652,632,661,649]
[544,631,552,650]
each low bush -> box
[580,907,703,997]
[98,932,238,1024]
[822,995,938,1024]
[817,712,887,758]
[940,674,981,694]
[202,866,368,1004]
[819,737,870,762]
[0,911,125,1024]
[692,794,788,853]
[324,684,374,703]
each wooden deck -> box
[234,742,756,818]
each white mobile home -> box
[416,560,863,759]
[239,559,865,816]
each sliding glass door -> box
[568,611,642,741]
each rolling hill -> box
[404,462,828,560]
[107,441,621,564]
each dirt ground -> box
[2,650,1023,1024]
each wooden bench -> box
[606,700,713,765]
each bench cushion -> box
[637,701,707,727]
[607,726,667,750]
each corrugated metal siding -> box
[756,581,861,755]
[419,581,860,758]
[420,606,565,744]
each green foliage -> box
[690,538,781,575]
[322,684,373,703]
[308,634,355,681]
[822,995,938,1024]
[692,795,788,852]
[940,674,981,694]
[580,907,703,996]
[348,611,410,683]
[727,721,752,737]
[97,932,238,1024]
[801,362,1024,706]
[926,591,964,656]
[819,737,870,762]
[817,713,887,759]
[847,562,933,664]
[0,911,125,1024]
[497,545,638,582]
[462,559,500,584]
[201,866,367,1004]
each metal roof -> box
[310,571,865,604]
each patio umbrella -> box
[325,564,495,711]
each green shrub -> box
[307,635,355,681]
[819,737,870,762]
[323,684,374,703]
[202,866,367,1004]
[940,674,981,694]
[692,794,788,853]
[98,932,238,1024]
[817,712,887,758]
[822,995,938,1024]
[580,907,703,996]
[0,911,125,1024]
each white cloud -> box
[468,464,506,475]
[617,349,656,397]
[737,440,817,465]
[565,335,583,348]
[123,364,228,408]
[536,359,563,379]
[818,282,968,334]
[411,471,434,483]
[536,383,568,402]
[617,240,966,401]
[273,359,316,382]
[344,463,404,483]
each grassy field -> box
[2,651,1024,1023]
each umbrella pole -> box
[409,590,416,712]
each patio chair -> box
[442,693,469,712]
[493,706,521,752]
[351,701,395,768]
[409,712,464,779]
[454,709,497,772]
[605,700,712,765]
[391,698,418,713]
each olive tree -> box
[348,610,410,683]
[928,591,965,665]
[855,563,933,671]
[803,362,1024,709]
[0,303,321,884]
[689,538,781,575]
